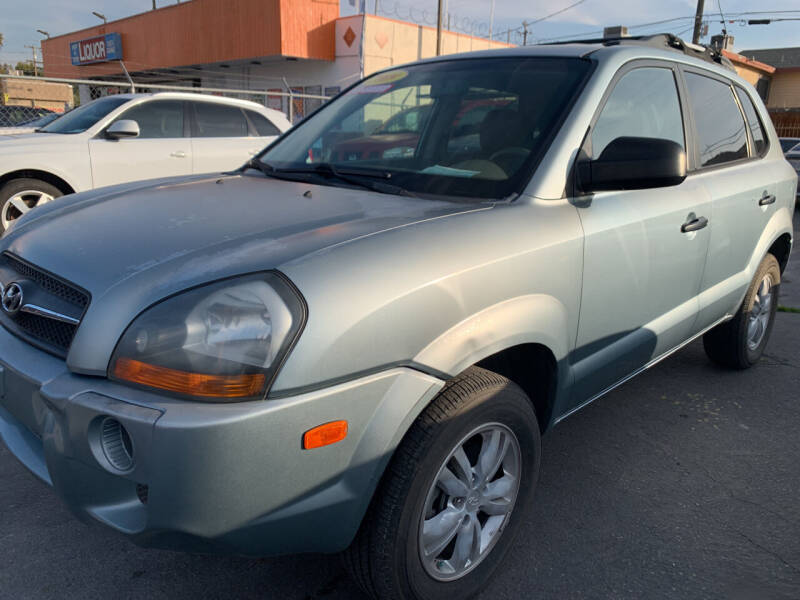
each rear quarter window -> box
[193,102,250,137]
[247,110,281,137]
[735,87,768,156]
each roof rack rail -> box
[542,33,736,72]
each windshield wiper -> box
[278,162,416,197]
[243,159,415,197]
[242,159,317,183]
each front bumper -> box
[0,326,443,556]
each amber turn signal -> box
[113,357,266,398]
[303,420,348,449]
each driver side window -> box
[592,67,684,158]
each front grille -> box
[1,254,89,310]
[13,311,78,350]
[0,253,90,356]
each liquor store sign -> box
[70,33,123,65]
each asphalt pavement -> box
[1,215,799,600]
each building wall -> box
[733,64,764,87]
[767,70,800,109]
[1,79,73,112]
[280,0,338,60]
[360,15,511,76]
[42,0,337,79]
[194,54,361,119]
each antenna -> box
[717,0,728,35]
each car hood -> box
[0,127,37,136]
[0,131,78,149]
[2,173,485,373]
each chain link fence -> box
[0,74,331,130]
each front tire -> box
[343,367,541,600]
[0,178,62,233]
[703,253,780,369]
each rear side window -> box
[114,100,184,138]
[684,73,747,167]
[246,110,281,136]
[193,102,249,137]
[735,88,768,156]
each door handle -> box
[248,149,259,156]
[170,151,187,158]
[681,216,708,233]
[758,194,776,206]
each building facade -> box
[737,47,800,138]
[41,0,509,120]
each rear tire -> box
[0,178,62,233]
[343,366,541,600]
[703,253,780,369]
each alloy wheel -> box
[747,273,774,351]
[1,190,54,230]
[418,423,522,582]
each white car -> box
[0,93,291,231]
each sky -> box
[1,0,798,67]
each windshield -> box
[25,113,60,128]
[259,57,591,200]
[40,96,129,134]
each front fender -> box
[413,294,571,375]
[0,151,90,194]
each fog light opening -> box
[100,417,135,472]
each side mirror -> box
[106,119,140,140]
[577,136,686,192]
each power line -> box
[528,0,588,26]
[533,8,798,44]
[495,0,589,41]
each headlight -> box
[110,273,306,401]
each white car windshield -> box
[40,96,130,134]
[259,57,592,200]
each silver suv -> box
[0,35,795,600]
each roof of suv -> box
[408,34,737,78]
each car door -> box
[569,62,712,408]
[681,72,779,331]
[189,101,264,174]
[88,99,191,188]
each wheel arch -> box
[768,232,792,274]
[475,343,559,433]
[411,294,573,433]
[0,169,76,196]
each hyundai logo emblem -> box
[1,282,23,316]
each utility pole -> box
[692,0,705,44]
[489,0,495,40]
[24,45,39,76]
[522,21,530,46]
[436,0,443,55]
